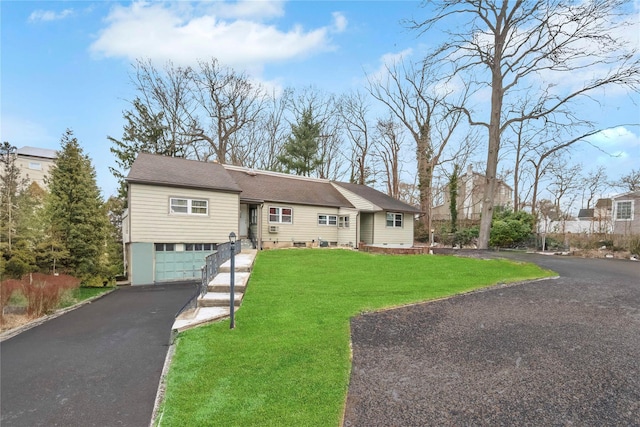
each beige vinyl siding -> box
[372,211,414,245]
[337,208,358,246]
[261,203,340,245]
[331,183,379,211]
[129,183,239,242]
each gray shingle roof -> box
[17,146,57,159]
[127,153,242,193]
[334,182,421,213]
[226,168,354,208]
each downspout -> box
[355,211,360,249]
[258,203,264,250]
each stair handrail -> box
[175,240,242,317]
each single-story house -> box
[123,153,421,285]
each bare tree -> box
[581,166,609,209]
[338,91,374,185]
[546,160,583,218]
[374,116,404,199]
[614,168,640,192]
[131,59,200,158]
[191,58,267,164]
[237,88,291,171]
[367,59,470,232]
[410,0,640,248]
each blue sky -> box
[2,1,639,204]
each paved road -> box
[1,282,195,427]
[344,254,640,426]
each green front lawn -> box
[158,249,553,426]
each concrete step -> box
[207,271,250,292]
[198,292,243,307]
[173,307,230,333]
[219,251,256,273]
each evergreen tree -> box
[45,129,108,276]
[108,98,175,201]
[277,108,322,176]
[0,141,27,252]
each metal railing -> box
[175,240,242,317]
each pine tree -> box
[0,141,28,252]
[45,129,108,277]
[108,98,175,201]
[277,108,322,176]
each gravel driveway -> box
[343,254,640,426]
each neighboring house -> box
[611,190,640,235]
[15,146,57,189]
[431,165,513,221]
[123,153,420,285]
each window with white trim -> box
[318,214,338,226]
[386,212,403,228]
[170,198,208,215]
[269,206,293,223]
[339,215,350,228]
[615,200,633,220]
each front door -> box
[239,204,249,237]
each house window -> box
[155,243,175,252]
[170,198,208,215]
[185,243,216,251]
[615,200,633,220]
[386,212,403,228]
[269,206,293,223]
[339,216,350,228]
[318,214,338,226]
[28,162,42,170]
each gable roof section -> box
[127,153,241,193]
[611,190,640,200]
[225,167,353,208]
[334,182,421,213]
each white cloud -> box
[332,12,347,33]
[365,48,413,84]
[89,1,342,72]
[28,8,74,23]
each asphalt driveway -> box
[1,282,195,427]
[343,254,640,426]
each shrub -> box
[0,279,22,321]
[21,273,81,317]
[490,210,535,248]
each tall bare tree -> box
[581,166,609,209]
[411,0,640,248]
[338,91,374,185]
[131,59,200,158]
[375,116,404,199]
[367,59,470,231]
[191,58,267,164]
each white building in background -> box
[15,146,57,189]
